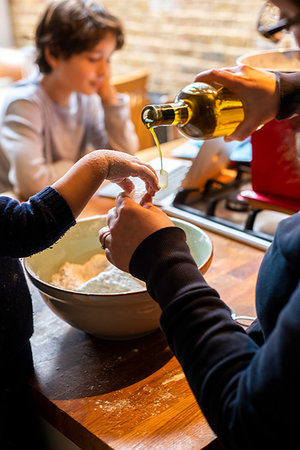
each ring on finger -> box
[100,230,111,250]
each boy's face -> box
[50,32,117,95]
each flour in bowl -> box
[51,254,110,290]
[51,253,145,293]
[77,265,145,293]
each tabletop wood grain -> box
[28,139,265,450]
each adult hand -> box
[99,192,174,272]
[194,65,279,141]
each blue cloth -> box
[0,186,75,448]
[0,186,75,382]
[130,212,300,450]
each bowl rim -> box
[23,215,213,300]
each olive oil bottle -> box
[142,82,244,140]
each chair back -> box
[111,69,154,150]
[0,47,25,81]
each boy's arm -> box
[1,99,74,199]
[103,93,139,154]
[90,92,139,155]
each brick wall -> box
[9,0,275,96]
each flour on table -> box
[51,253,145,293]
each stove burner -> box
[225,193,249,212]
[170,164,281,250]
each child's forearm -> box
[52,150,159,219]
[52,151,109,218]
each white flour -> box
[77,265,145,293]
[51,253,145,293]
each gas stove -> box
[163,161,288,252]
[98,138,289,252]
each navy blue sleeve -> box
[130,225,300,450]
[0,186,75,257]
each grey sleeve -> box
[0,99,73,198]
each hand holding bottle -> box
[142,81,244,140]
[194,65,279,141]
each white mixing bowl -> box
[24,215,213,340]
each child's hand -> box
[97,72,119,105]
[100,150,159,198]
[52,149,159,218]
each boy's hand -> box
[97,72,119,105]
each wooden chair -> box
[0,47,26,109]
[111,69,154,150]
[0,47,25,81]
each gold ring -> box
[100,231,111,250]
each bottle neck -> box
[142,102,190,128]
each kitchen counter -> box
[28,139,264,449]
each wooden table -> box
[28,139,265,449]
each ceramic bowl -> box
[24,215,213,340]
[237,49,300,72]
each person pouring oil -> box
[101,1,300,449]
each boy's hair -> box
[35,0,124,73]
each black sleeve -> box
[275,71,300,120]
[129,226,300,450]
